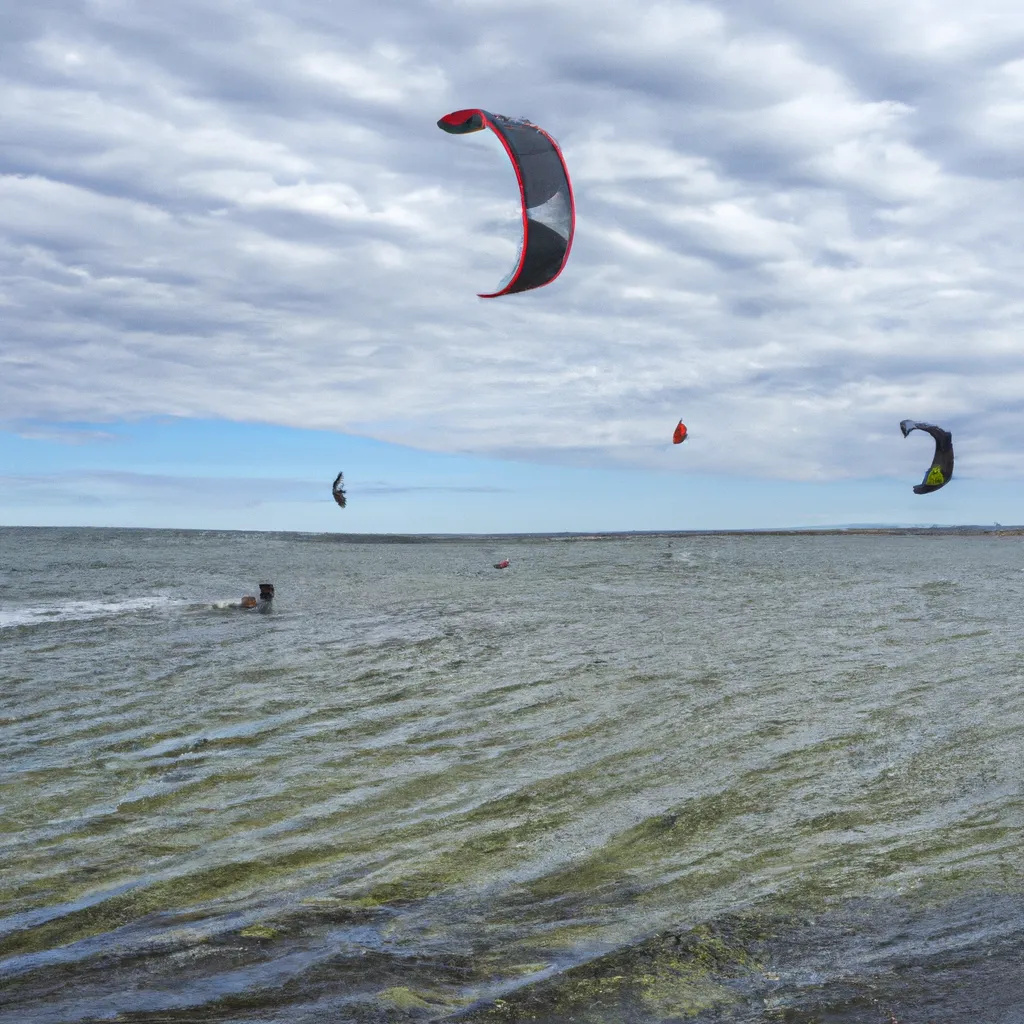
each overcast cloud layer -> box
[4,0,1024,483]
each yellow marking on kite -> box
[926,466,945,486]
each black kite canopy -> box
[900,421,953,494]
[332,472,347,509]
[437,108,575,297]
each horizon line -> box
[1,523,1020,539]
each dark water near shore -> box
[1,527,1022,1022]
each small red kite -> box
[672,421,688,444]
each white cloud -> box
[3,0,1024,482]
[298,46,448,106]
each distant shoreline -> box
[550,526,1024,539]
[3,525,1023,540]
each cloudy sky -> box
[4,0,1024,531]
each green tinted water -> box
[1,528,1022,1021]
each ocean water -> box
[1,527,1023,1023]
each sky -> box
[4,0,1024,531]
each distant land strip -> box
[314,526,1024,540]
[3,526,1023,540]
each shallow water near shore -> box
[1,526,1023,1022]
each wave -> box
[0,596,182,630]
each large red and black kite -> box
[437,108,575,297]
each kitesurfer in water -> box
[238,583,274,610]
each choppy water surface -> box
[1,527,1023,1022]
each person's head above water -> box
[239,584,273,609]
